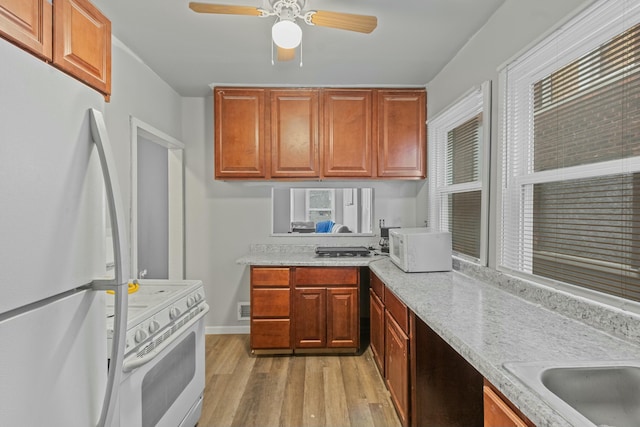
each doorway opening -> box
[130,117,184,280]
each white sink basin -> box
[504,360,640,427]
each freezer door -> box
[0,41,106,313]
[0,290,107,426]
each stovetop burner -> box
[315,246,371,257]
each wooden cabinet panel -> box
[214,88,267,179]
[377,90,426,179]
[483,381,533,427]
[369,289,385,374]
[251,288,290,318]
[370,271,385,301]
[327,287,359,348]
[385,288,409,334]
[483,385,528,427]
[0,0,52,60]
[386,310,410,427]
[251,267,290,287]
[294,288,327,348]
[412,314,483,426]
[322,89,373,177]
[270,89,320,178]
[295,266,358,286]
[53,0,111,96]
[251,319,291,349]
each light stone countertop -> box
[237,245,640,426]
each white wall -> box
[103,38,183,237]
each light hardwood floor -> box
[198,334,401,427]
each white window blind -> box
[429,82,491,263]
[500,0,640,302]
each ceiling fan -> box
[188,0,378,62]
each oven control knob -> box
[195,293,203,302]
[134,329,147,343]
[169,307,181,320]
[187,296,195,307]
[148,320,160,334]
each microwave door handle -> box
[89,108,130,427]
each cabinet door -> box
[322,89,374,177]
[327,287,358,348]
[370,289,385,374]
[386,310,410,427]
[270,89,320,178]
[483,385,529,427]
[214,88,267,179]
[53,0,111,96]
[294,288,326,348]
[0,0,52,60]
[376,90,426,178]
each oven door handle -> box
[122,303,210,373]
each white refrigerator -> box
[0,40,129,426]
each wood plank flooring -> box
[198,334,401,427]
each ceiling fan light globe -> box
[272,20,302,49]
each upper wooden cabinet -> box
[0,0,52,60]
[322,89,373,178]
[213,87,426,180]
[377,90,426,179]
[0,0,111,98]
[215,88,267,179]
[53,0,111,97]
[270,89,320,178]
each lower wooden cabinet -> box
[293,267,359,351]
[250,267,292,351]
[251,266,360,353]
[369,288,385,373]
[483,380,533,427]
[386,310,410,427]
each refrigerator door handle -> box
[89,108,130,427]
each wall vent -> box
[237,302,250,320]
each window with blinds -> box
[500,0,640,302]
[429,82,490,263]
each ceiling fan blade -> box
[188,2,262,16]
[309,10,377,33]
[277,47,296,61]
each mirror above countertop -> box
[272,187,374,235]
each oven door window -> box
[141,331,196,427]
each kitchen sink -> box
[504,360,640,427]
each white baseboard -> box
[205,325,250,335]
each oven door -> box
[116,308,207,427]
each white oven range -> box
[106,279,209,427]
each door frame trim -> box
[130,117,185,280]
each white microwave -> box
[389,228,452,272]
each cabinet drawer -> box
[370,272,385,301]
[252,267,290,287]
[385,288,409,334]
[294,267,358,286]
[251,319,291,349]
[251,288,290,317]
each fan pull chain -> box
[271,41,275,65]
[299,40,303,67]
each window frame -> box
[497,0,640,308]
[428,81,491,265]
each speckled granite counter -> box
[369,258,640,427]
[237,245,640,426]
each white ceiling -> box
[91,0,506,97]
